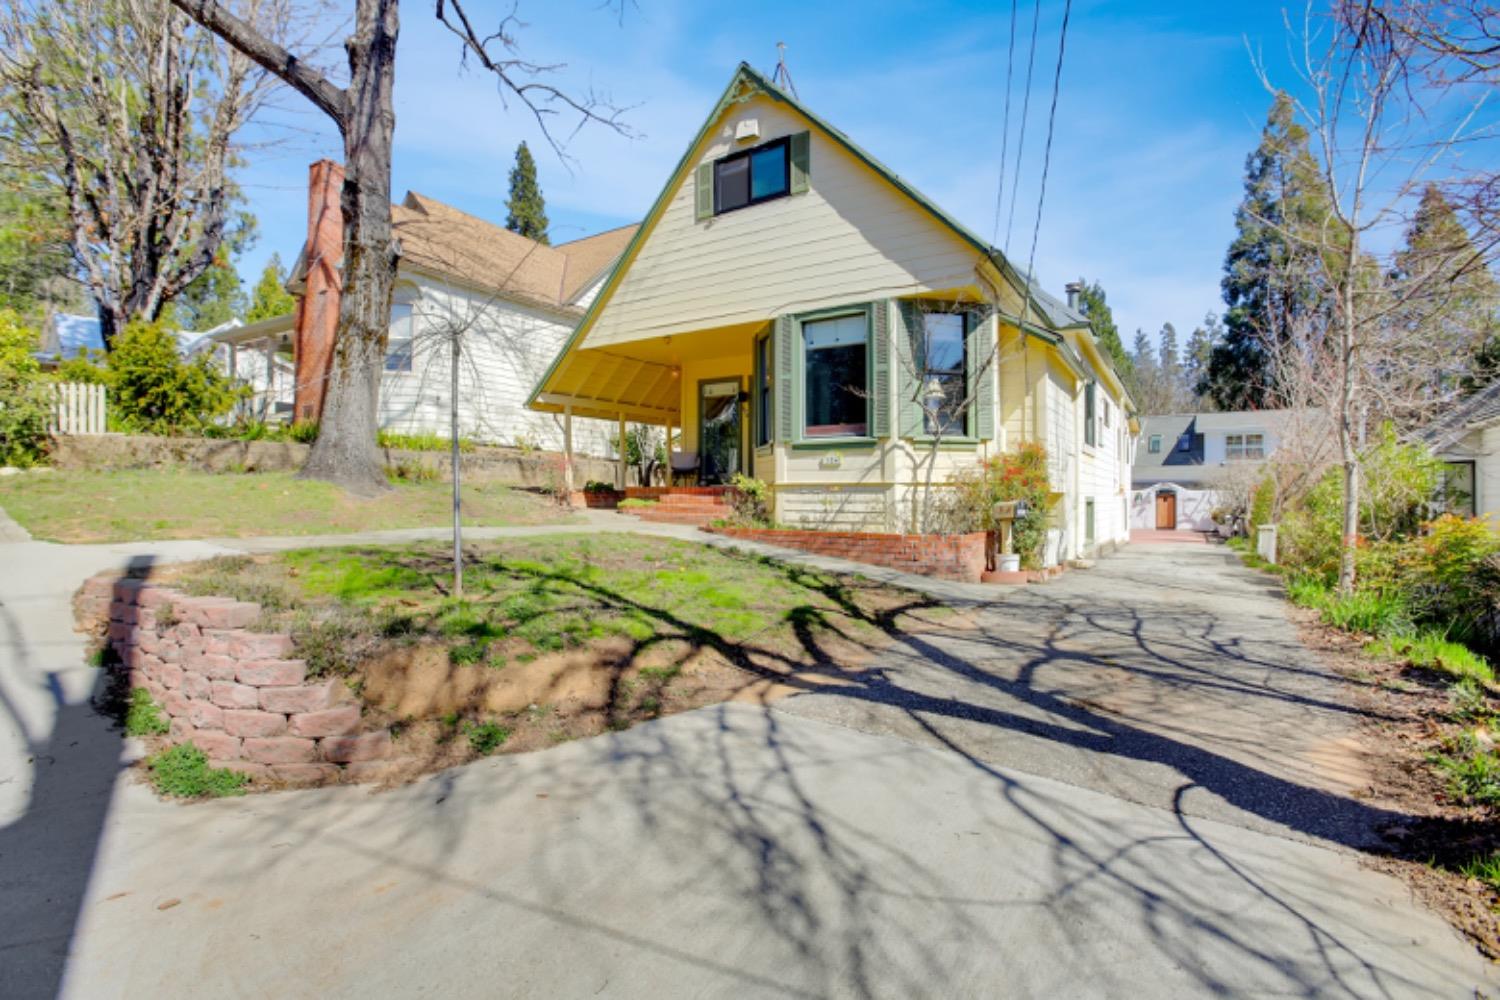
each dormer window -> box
[714,137,790,214]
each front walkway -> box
[0,514,1490,997]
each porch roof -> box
[530,348,681,424]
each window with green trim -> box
[754,334,772,447]
[920,312,967,436]
[803,313,868,439]
[714,137,789,214]
[1084,381,1097,447]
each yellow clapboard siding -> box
[584,95,980,351]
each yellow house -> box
[530,64,1136,566]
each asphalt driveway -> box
[1,528,1492,998]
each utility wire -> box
[1002,0,1043,261]
[990,0,1020,245]
[1023,0,1073,290]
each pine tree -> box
[247,253,297,322]
[1391,184,1500,393]
[505,142,549,244]
[1204,92,1335,411]
[1075,279,1133,379]
[1157,322,1183,404]
[1184,314,1220,410]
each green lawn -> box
[0,469,575,542]
[165,535,944,768]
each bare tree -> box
[1260,1,1499,593]
[0,0,298,346]
[169,0,632,494]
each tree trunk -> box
[298,0,400,496]
[1336,264,1359,597]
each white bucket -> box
[998,553,1021,572]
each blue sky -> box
[236,0,1309,347]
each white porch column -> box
[563,406,575,495]
[617,412,628,490]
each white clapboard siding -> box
[583,94,982,350]
[50,382,107,435]
[379,276,615,456]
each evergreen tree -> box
[1075,279,1133,379]
[505,141,549,244]
[1157,321,1183,403]
[1390,184,1500,393]
[167,253,246,330]
[247,253,297,322]
[1204,92,1335,411]
[1184,314,1220,409]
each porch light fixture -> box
[920,375,946,421]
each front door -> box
[699,379,742,485]
[1155,490,1177,530]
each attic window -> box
[714,137,789,214]
[1148,434,1162,454]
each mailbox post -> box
[991,500,1029,573]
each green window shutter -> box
[789,131,811,195]
[775,313,795,441]
[870,301,890,438]
[694,162,713,221]
[896,300,924,440]
[967,306,996,440]
[1084,381,1097,447]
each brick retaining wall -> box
[705,527,987,583]
[78,574,398,785]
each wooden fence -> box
[50,382,107,436]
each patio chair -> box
[669,450,700,487]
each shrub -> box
[124,688,170,736]
[286,420,320,443]
[0,311,51,467]
[146,743,249,797]
[943,442,1052,569]
[378,429,474,452]
[582,480,616,494]
[1248,475,1275,537]
[729,473,772,527]
[1404,515,1500,635]
[107,320,240,434]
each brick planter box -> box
[573,488,623,509]
[77,573,400,786]
[705,527,987,583]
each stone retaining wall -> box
[52,433,623,486]
[705,527,988,583]
[79,574,397,785]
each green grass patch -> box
[0,469,575,543]
[124,688,169,736]
[377,430,475,453]
[1458,852,1500,890]
[464,721,511,755]
[146,744,249,798]
[1430,730,1500,806]
[617,497,658,509]
[1367,630,1495,685]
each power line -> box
[990,0,1020,245]
[1002,0,1043,259]
[1023,0,1073,291]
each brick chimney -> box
[293,159,345,424]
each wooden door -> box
[1155,491,1177,530]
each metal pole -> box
[451,327,462,599]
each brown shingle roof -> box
[392,192,637,314]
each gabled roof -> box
[393,193,637,314]
[531,62,1109,412]
[1416,381,1500,452]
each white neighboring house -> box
[251,160,632,458]
[1417,380,1500,526]
[1130,410,1305,531]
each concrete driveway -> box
[1,530,1492,999]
